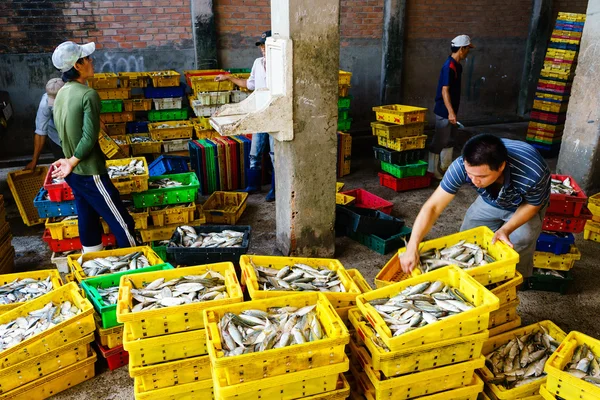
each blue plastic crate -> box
[556,19,585,26]
[126,121,149,133]
[143,83,186,99]
[555,23,584,32]
[33,188,77,218]
[149,155,190,176]
[548,42,579,51]
[536,232,575,255]
[529,141,561,158]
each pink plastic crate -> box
[44,165,75,201]
[378,172,432,192]
[548,174,587,216]
[543,208,592,233]
[340,189,393,215]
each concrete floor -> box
[0,121,598,399]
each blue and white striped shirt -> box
[440,139,551,211]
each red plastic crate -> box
[543,208,592,233]
[96,338,129,371]
[531,111,567,124]
[42,229,116,252]
[378,172,432,192]
[44,165,75,201]
[548,174,588,216]
[340,188,393,215]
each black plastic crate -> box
[166,225,251,266]
[346,226,412,255]
[524,270,573,295]
[336,205,404,237]
[372,146,426,166]
[126,121,149,133]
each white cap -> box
[52,41,96,73]
[451,35,475,48]
[45,78,65,106]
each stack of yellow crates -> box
[338,71,353,177]
[0,194,14,273]
[584,192,600,243]
[116,262,243,400]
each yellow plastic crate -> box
[359,266,499,351]
[0,332,93,394]
[371,121,425,140]
[532,100,568,113]
[335,269,372,327]
[99,111,135,124]
[584,228,600,243]
[373,105,427,125]
[305,374,351,400]
[584,219,600,233]
[533,245,581,271]
[118,72,150,88]
[106,157,149,195]
[339,70,352,86]
[546,48,577,61]
[487,272,523,306]
[557,12,586,22]
[127,134,162,155]
[188,75,235,93]
[335,192,355,205]
[131,353,211,391]
[336,182,345,192]
[203,191,248,224]
[204,292,349,386]
[110,134,131,156]
[149,202,196,227]
[480,321,567,400]
[348,308,488,377]
[134,376,213,400]
[138,223,182,243]
[0,350,96,400]
[96,87,131,100]
[100,208,148,231]
[193,126,219,140]
[123,98,153,112]
[339,85,350,97]
[45,217,79,240]
[0,282,94,368]
[375,226,519,287]
[94,314,123,348]
[87,72,118,89]
[535,92,570,102]
[98,129,127,159]
[149,70,181,87]
[240,255,362,308]
[105,122,126,136]
[7,167,47,226]
[0,269,63,313]
[117,262,242,339]
[539,384,555,400]
[528,121,565,132]
[540,69,573,80]
[376,134,427,151]
[148,120,193,141]
[67,245,164,282]
[488,298,519,329]
[488,316,522,337]
[213,357,349,400]
[124,327,207,368]
[190,116,212,130]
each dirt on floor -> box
[0,121,598,399]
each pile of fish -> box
[149,178,185,189]
[49,215,77,224]
[151,203,194,212]
[127,270,229,312]
[251,261,348,293]
[169,226,244,248]
[368,280,475,337]
[485,325,560,388]
[563,343,600,387]
[112,137,127,145]
[96,286,119,306]
[551,177,577,195]
[155,123,189,129]
[218,304,326,357]
[0,277,56,306]
[130,135,153,143]
[51,177,65,185]
[108,159,145,179]
[534,269,567,279]
[0,301,81,351]
[418,240,496,273]
[81,252,150,278]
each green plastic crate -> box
[132,172,200,208]
[100,99,124,114]
[226,68,251,74]
[347,226,412,255]
[380,160,428,179]
[148,108,189,122]
[525,270,573,295]
[199,139,218,194]
[338,118,352,131]
[151,241,168,261]
[338,109,351,120]
[338,96,351,109]
[80,263,174,329]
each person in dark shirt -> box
[429,34,474,179]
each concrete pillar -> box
[191,0,218,69]
[517,0,553,116]
[380,0,407,104]
[275,0,339,257]
[556,4,600,194]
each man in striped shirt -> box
[399,134,550,278]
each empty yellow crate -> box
[106,157,149,195]
[339,70,352,85]
[371,121,425,139]
[118,72,150,88]
[131,353,212,391]
[100,111,135,124]
[134,376,213,400]
[203,191,248,224]
[188,75,235,93]
[488,316,522,337]
[359,266,499,351]
[148,120,193,141]
[240,255,362,308]
[584,228,600,243]
[375,226,519,287]
[0,282,94,369]
[123,98,153,112]
[149,70,181,87]
[376,134,427,151]
[488,298,520,329]
[348,308,488,377]
[487,272,523,306]
[373,105,427,125]
[96,87,131,100]
[117,262,242,339]
[533,245,581,271]
[95,314,123,349]
[7,166,47,226]
[539,384,555,400]
[204,292,349,386]
[532,100,568,113]
[45,217,79,240]
[0,269,63,313]
[100,207,148,231]
[480,321,567,400]
[87,72,118,89]
[149,202,196,227]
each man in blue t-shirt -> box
[429,35,474,179]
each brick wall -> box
[0,0,193,54]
